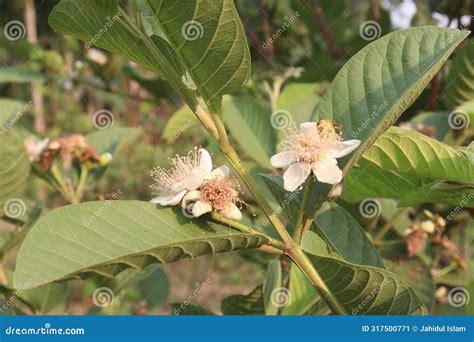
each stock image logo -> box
[91,110,115,130]
[92,287,115,307]
[181,20,204,41]
[3,20,26,41]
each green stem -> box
[209,212,285,251]
[72,166,89,204]
[294,176,314,244]
[50,163,73,202]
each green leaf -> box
[300,231,426,315]
[309,27,469,206]
[262,258,282,315]
[304,251,426,315]
[313,202,385,268]
[0,131,30,217]
[342,127,474,206]
[14,201,269,289]
[221,285,265,315]
[86,127,140,155]
[443,41,474,108]
[161,106,199,142]
[144,0,251,109]
[222,96,276,169]
[399,181,474,207]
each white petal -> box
[283,163,311,192]
[199,148,213,174]
[270,151,297,168]
[313,158,343,185]
[150,190,187,206]
[220,204,242,221]
[192,201,212,217]
[299,122,317,135]
[174,168,204,191]
[209,165,229,179]
[330,139,361,158]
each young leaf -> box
[144,0,251,110]
[14,201,269,289]
[308,27,469,206]
[342,127,474,205]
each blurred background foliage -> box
[0,0,473,315]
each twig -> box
[309,0,343,60]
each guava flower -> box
[271,120,361,191]
[181,166,242,220]
[150,148,212,206]
[24,137,49,161]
